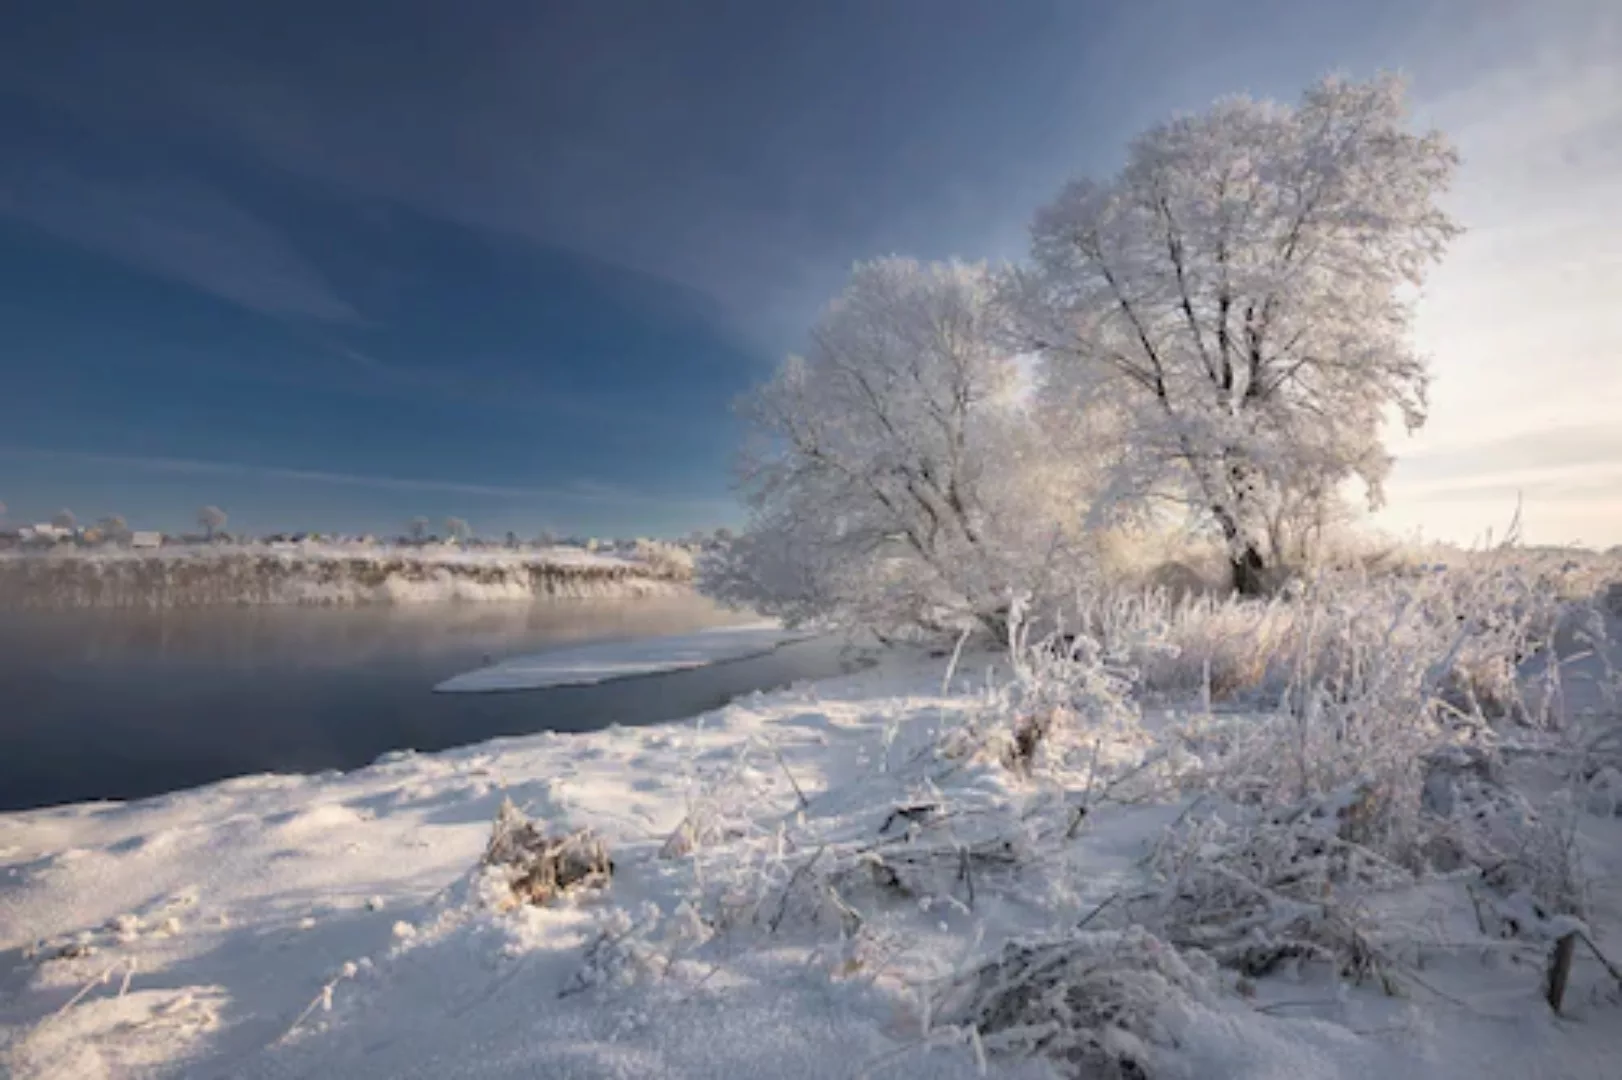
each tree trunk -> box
[1230,544,1269,597]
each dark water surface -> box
[0,597,852,811]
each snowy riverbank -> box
[3,586,1621,1078]
[0,546,689,609]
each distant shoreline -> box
[0,544,692,610]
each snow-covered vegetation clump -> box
[0,544,688,609]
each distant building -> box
[22,524,72,544]
[130,531,163,549]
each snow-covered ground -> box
[3,592,1621,1078]
[0,545,686,609]
[435,623,815,692]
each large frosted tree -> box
[1010,75,1459,592]
[704,257,1087,638]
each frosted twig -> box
[942,625,972,696]
[769,844,826,932]
[52,963,119,1018]
[1576,931,1622,988]
[1252,998,1339,1014]
[282,962,358,1040]
[1074,890,1120,931]
[768,741,810,810]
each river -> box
[0,596,852,811]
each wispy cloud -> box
[0,165,356,323]
[0,446,734,514]
[1395,426,1622,485]
[0,139,355,322]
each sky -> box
[0,1,1617,544]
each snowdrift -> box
[0,546,690,609]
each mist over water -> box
[0,596,849,811]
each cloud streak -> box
[0,151,357,322]
[0,446,734,514]
[1395,426,1622,485]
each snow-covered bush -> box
[1143,806,1408,982]
[702,257,1100,641]
[1084,555,1593,882]
[959,609,1161,796]
[480,799,613,910]
[1072,587,1289,701]
[935,927,1219,1080]
[658,738,774,859]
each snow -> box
[434,623,815,692]
[2,604,1620,1079]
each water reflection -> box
[0,597,853,811]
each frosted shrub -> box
[558,901,717,1000]
[481,799,613,910]
[1421,754,1591,935]
[1475,810,1589,940]
[1068,547,1573,724]
[1141,576,1537,879]
[1144,809,1408,981]
[1076,588,1287,701]
[659,738,781,859]
[699,776,1036,944]
[937,606,1167,804]
[935,927,1219,1080]
[997,611,1147,777]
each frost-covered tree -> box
[1009,75,1459,593]
[704,257,1088,639]
[409,517,430,543]
[98,515,130,544]
[445,517,472,544]
[52,508,76,532]
[198,505,228,540]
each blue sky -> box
[1,1,1617,542]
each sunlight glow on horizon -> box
[1374,14,1622,548]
